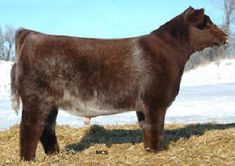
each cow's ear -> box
[186,8,205,25]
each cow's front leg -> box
[143,106,166,152]
[40,107,59,155]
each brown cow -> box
[11,7,227,160]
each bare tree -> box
[222,0,235,57]
[4,26,16,61]
[224,0,235,36]
[0,27,5,60]
[0,26,16,61]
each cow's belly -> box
[58,90,136,117]
[60,104,133,117]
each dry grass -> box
[0,123,234,166]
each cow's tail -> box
[11,63,20,115]
[11,28,30,115]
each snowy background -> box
[0,59,235,130]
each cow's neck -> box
[151,17,194,72]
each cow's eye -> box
[196,22,206,29]
[196,17,211,29]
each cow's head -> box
[185,7,227,51]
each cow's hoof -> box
[46,145,60,155]
[145,146,165,153]
[145,147,159,152]
[21,155,36,161]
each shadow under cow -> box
[65,123,235,152]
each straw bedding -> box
[0,123,234,166]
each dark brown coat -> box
[11,7,227,160]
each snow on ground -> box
[0,59,235,130]
[181,59,235,87]
[0,61,12,98]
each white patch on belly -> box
[59,90,134,117]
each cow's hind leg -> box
[40,107,59,155]
[20,96,58,160]
[20,111,42,160]
[20,100,51,160]
[143,106,166,152]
